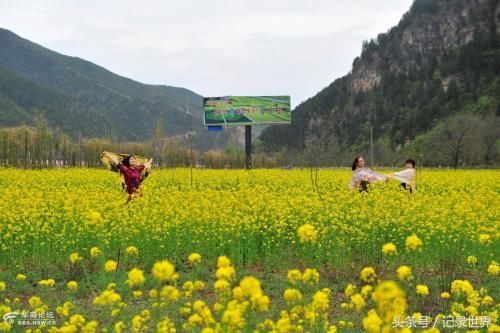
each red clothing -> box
[118,163,145,194]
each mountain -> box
[0,28,232,149]
[259,0,500,166]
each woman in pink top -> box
[102,151,153,201]
[349,156,387,192]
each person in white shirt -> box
[387,159,416,193]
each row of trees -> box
[403,113,499,168]
[1,110,497,170]
[281,113,499,169]
[0,114,286,169]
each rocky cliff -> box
[259,0,500,166]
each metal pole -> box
[370,123,374,167]
[245,125,252,169]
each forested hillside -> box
[259,0,500,167]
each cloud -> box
[0,0,413,106]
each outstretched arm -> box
[102,151,121,166]
[144,158,154,169]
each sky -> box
[0,0,413,107]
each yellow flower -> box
[149,289,158,298]
[327,325,337,333]
[152,260,176,282]
[193,281,205,291]
[82,320,98,333]
[38,279,56,287]
[405,234,423,251]
[160,286,180,301]
[67,281,78,291]
[56,301,72,317]
[214,279,230,293]
[360,267,377,283]
[312,290,329,312]
[213,302,224,313]
[287,269,302,284]
[114,321,126,333]
[396,265,413,281]
[382,242,397,255]
[215,265,236,281]
[361,285,373,298]
[90,247,101,258]
[0,322,12,331]
[93,290,121,305]
[302,268,320,284]
[201,328,215,333]
[451,280,475,296]
[28,296,44,309]
[132,314,145,332]
[157,316,175,333]
[126,268,145,288]
[232,286,244,300]
[416,284,429,296]
[221,300,246,330]
[217,256,231,268]
[239,276,262,296]
[16,274,26,281]
[88,210,103,225]
[487,261,499,276]
[479,234,491,245]
[350,293,366,311]
[482,295,493,305]
[467,255,478,265]
[69,252,83,264]
[252,293,269,312]
[104,260,117,272]
[488,324,500,332]
[440,292,451,299]
[283,288,302,305]
[125,246,138,256]
[183,281,194,293]
[344,283,356,296]
[188,253,202,265]
[297,223,318,243]
[0,282,5,291]
[132,291,143,298]
[69,314,86,326]
[371,280,408,324]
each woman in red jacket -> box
[102,151,153,201]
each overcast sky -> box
[0,0,413,107]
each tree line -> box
[1,112,497,170]
[0,114,285,169]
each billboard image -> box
[203,96,291,126]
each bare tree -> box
[481,115,500,165]
[439,113,477,169]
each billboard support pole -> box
[245,125,252,169]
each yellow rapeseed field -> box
[0,168,498,332]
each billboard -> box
[203,96,291,126]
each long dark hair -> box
[122,155,134,167]
[352,156,362,171]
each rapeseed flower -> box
[405,234,423,251]
[297,223,318,243]
[126,268,145,288]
